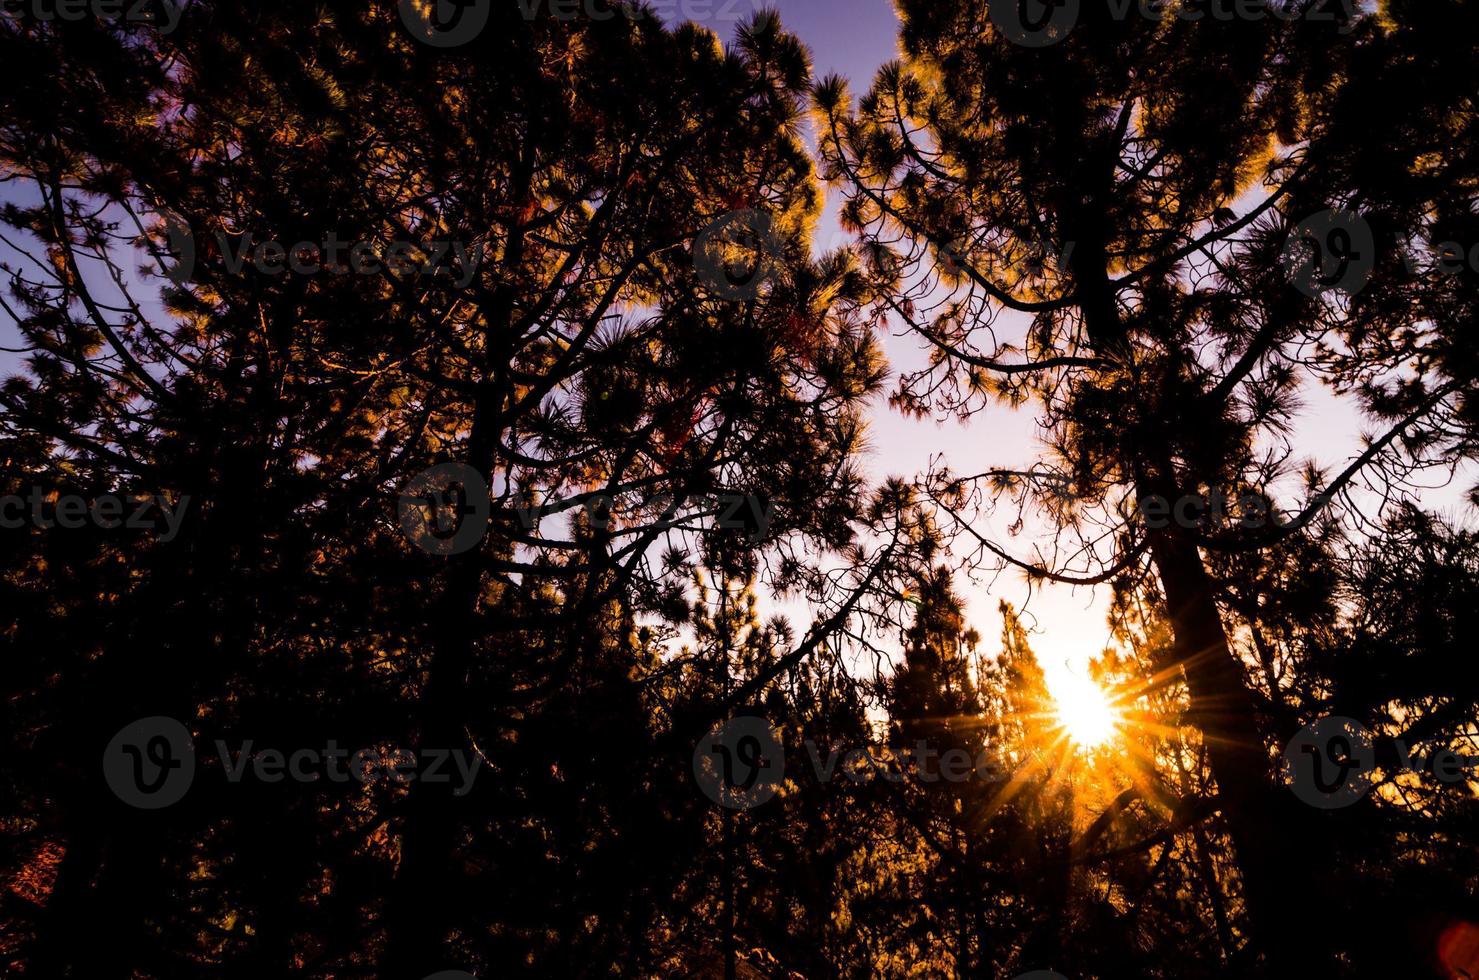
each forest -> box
[2,0,1478,976]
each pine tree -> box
[814,0,1476,969]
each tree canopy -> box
[2,1,1478,977]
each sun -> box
[1051,673,1121,750]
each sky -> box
[658,0,1124,681]
[666,0,1477,691]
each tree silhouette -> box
[816,0,1479,971]
[3,1,1478,977]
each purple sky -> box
[658,1,1123,672]
[669,0,902,86]
[669,1,1476,685]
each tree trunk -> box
[1068,225,1326,970]
[1144,508,1327,971]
